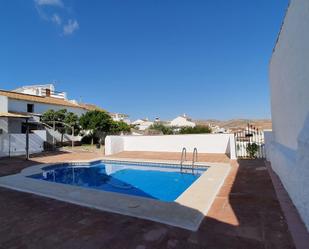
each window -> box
[27,104,34,113]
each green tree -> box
[64,112,80,135]
[110,121,131,134]
[41,109,67,136]
[41,109,80,143]
[79,110,113,145]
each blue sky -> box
[0,0,288,120]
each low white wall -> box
[105,134,236,159]
[0,133,45,157]
[105,136,125,155]
[264,130,273,161]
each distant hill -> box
[195,119,272,131]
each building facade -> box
[0,85,89,134]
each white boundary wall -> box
[267,0,309,231]
[105,134,236,159]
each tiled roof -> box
[79,103,106,111]
[0,112,31,118]
[0,89,88,109]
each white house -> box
[0,84,99,157]
[266,0,309,231]
[13,84,67,100]
[169,114,196,128]
[0,86,90,134]
[110,113,131,124]
[132,119,154,131]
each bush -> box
[110,121,131,135]
[148,123,173,135]
[81,134,99,145]
[179,125,211,134]
[246,143,259,158]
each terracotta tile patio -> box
[0,150,295,249]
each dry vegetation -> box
[195,119,272,132]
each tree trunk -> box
[61,132,64,146]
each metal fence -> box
[234,124,266,159]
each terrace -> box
[0,149,298,249]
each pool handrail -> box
[180,147,187,172]
[192,147,198,174]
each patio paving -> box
[0,150,295,249]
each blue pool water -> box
[28,161,206,201]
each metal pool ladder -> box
[180,147,187,172]
[192,147,198,174]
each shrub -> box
[110,121,131,134]
[148,123,173,135]
[179,125,211,134]
[81,135,99,145]
[246,143,259,158]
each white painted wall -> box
[263,130,273,161]
[8,99,86,117]
[0,96,9,134]
[105,134,236,159]
[105,136,125,155]
[8,119,23,133]
[0,118,8,134]
[33,130,47,141]
[14,84,67,99]
[0,96,8,113]
[0,133,45,157]
[267,0,309,231]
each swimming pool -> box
[28,161,206,201]
[0,159,230,230]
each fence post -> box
[8,134,11,158]
[72,126,74,148]
[26,119,29,160]
[229,134,237,160]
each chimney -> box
[45,88,51,97]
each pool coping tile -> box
[0,157,230,231]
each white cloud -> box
[34,0,80,36]
[34,0,63,7]
[63,19,79,35]
[51,13,62,25]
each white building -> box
[266,0,309,231]
[110,113,131,124]
[0,84,100,157]
[211,125,228,134]
[0,85,90,134]
[169,114,196,128]
[132,119,153,131]
[13,84,67,100]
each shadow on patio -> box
[0,153,296,249]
